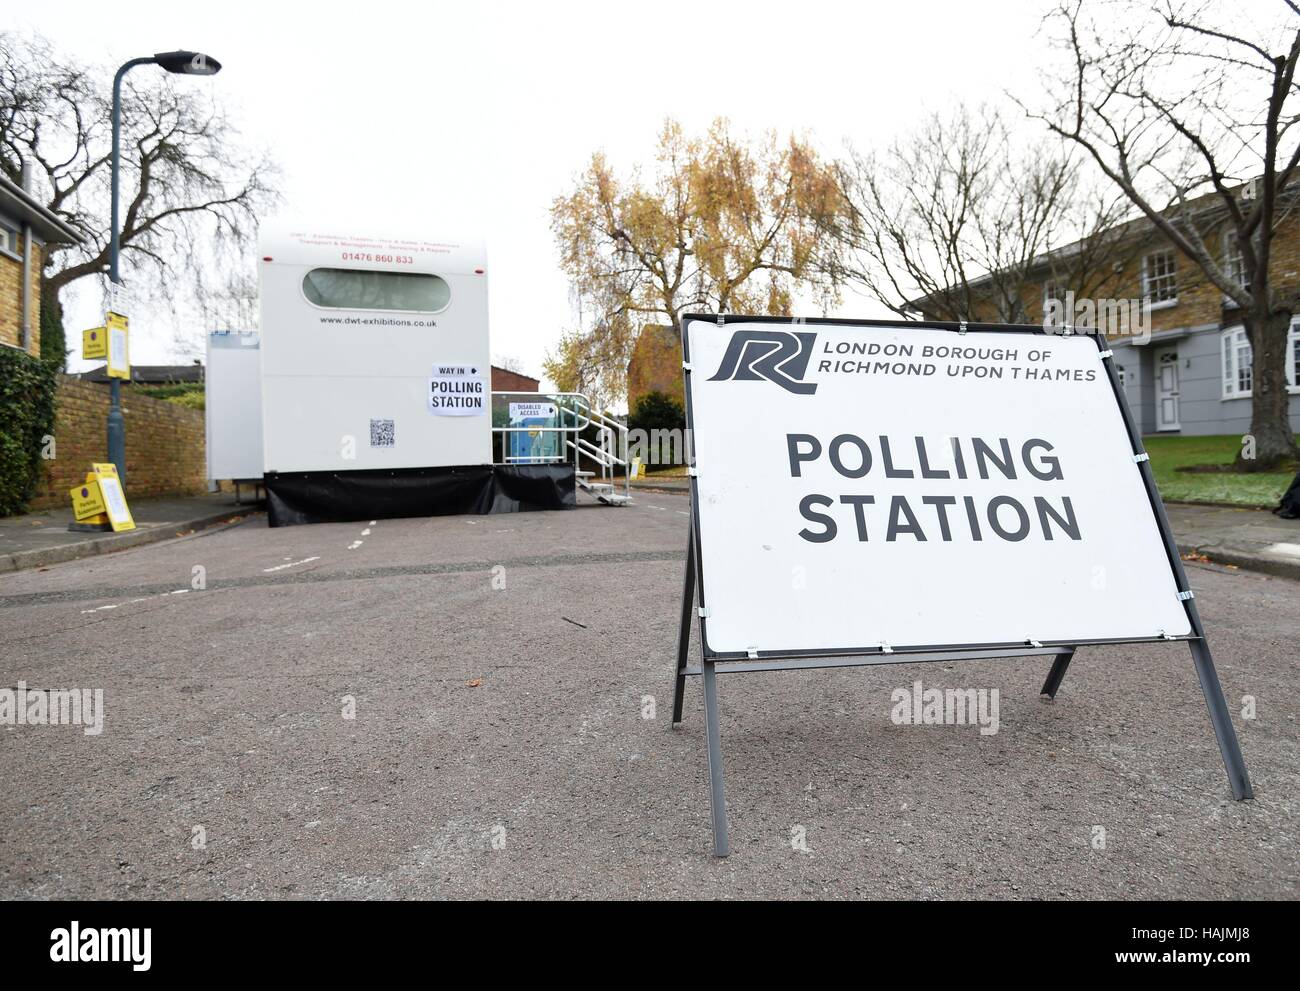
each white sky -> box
[2,0,1162,386]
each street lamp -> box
[107,51,221,485]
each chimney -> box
[20,158,34,194]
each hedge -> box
[0,346,58,515]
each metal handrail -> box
[490,390,631,504]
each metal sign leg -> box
[1039,648,1076,699]
[701,659,730,857]
[671,534,696,726]
[1184,600,1253,800]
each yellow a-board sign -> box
[90,463,135,531]
[82,327,107,360]
[69,479,108,521]
[105,312,130,380]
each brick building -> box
[490,364,540,393]
[0,170,83,357]
[911,181,1300,437]
[626,324,684,409]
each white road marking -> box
[361,529,371,536]
[81,589,192,615]
[263,556,321,574]
[347,541,363,550]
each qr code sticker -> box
[369,418,395,448]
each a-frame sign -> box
[671,315,1252,857]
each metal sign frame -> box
[670,314,1252,857]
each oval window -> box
[302,268,451,312]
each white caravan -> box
[258,224,491,473]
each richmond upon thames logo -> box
[708,330,818,394]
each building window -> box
[1142,249,1177,304]
[0,223,22,259]
[1292,320,1300,392]
[301,268,451,312]
[1222,326,1252,398]
[1042,279,1066,313]
[1223,229,1249,301]
[1223,322,1300,397]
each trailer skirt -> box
[264,464,576,527]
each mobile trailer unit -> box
[254,224,576,525]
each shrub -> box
[165,389,205,411]
[0,347,58,516]
[628,390,685,435]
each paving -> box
[0,488,1295,899]
[0,492,258,574]
[1167,503,1300,580]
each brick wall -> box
[0,242,43,355]
[490,366,541,393]
[29,375,207,509]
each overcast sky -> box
[8,0,1240,386]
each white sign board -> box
[97,475,132,527]
[428,363,487,416]
[509,402,557,420]
[683,318,1191,656]
[107,323,130,379]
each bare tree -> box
[826,104,1133,323]
[1027,0,1300,469]
[0,33,279,363]
[548,118,841,406]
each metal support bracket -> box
[1133,452,1150,464]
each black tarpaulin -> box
[264,464,576,527]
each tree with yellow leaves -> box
[547,118,841,406]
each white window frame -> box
[0,222,21,261]
[1222,229,1249,305]
[1221,323,1300,398]
[1141,249,1178,308]
[1222,326,1252,399]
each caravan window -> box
[302,268,451,312]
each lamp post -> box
[107,50,221,485]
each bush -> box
[628,390,685,434]
[0,347,58,516]
[627,391,686,466]
[39,291,67,371]
[165,390,205,411]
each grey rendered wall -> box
[1110,346,1155,434]
[1177,327,1300,437]
[1114,328,1300,437]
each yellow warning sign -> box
[83,327,107,360]
[91,463,135,531]
[69,480,107,520]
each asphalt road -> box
[1,490,1296,899]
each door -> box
[1155,347,1181,431]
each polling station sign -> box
[682,317,1192,656]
